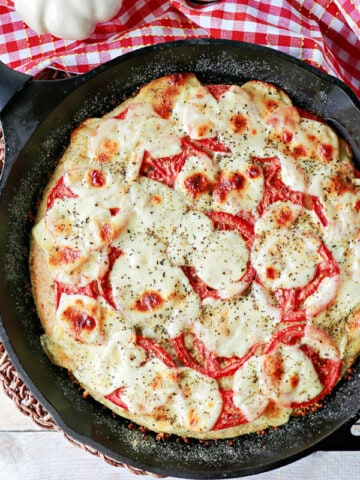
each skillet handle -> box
[0,61,32,114]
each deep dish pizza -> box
[30,73,360,439]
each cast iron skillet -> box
[0,39,360,479]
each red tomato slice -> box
[105,387,128,410]
[255,156,329,226]
[136,336,176,369]
[55,246,123,310]
[207,84,232,101]
[211,389,248,431]
[181,266,222,301]
[261,325,341,409]
[54,280,98,309]
[206,210,255,245]
[182,262,256,301]
[193,136,231,153]
[304,194,328,227]
[173,332,259,379]
[255,156,304,215]
[97,246,123,310]
[140,137,211,188]
[296,108,326,124]
[181,210,256,300]
[273,242,340,322]
[47,176,78,210]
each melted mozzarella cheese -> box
[302,159,360,242]
[193,283,281,358]
[324,191,360,242]
[111,231,200,340]
[167,210,250,299]
[262,344,323,407]
[119,359,179,415]
[55,293,104,345]
[277,152,306,193]
[303,274,340,318]
[345,238,360,283]
[89,104,171,182]
[32,219,109,283]
[212,155,264,215]
[172,368,223,433]
[241,80,293,119]
[216,85,268,158]
[63,167,128,204]
[166,210,214,266]
[88,326,147,392]
[57,248,109,286]
[45,197,125,251]
[233,356,269,421]
[297,118,340,162]
[176,85,219,139]
[175,151,218,210]
[127,177,188,243]
[191,229,249,297]
[143,134,182,159]
[253,207,320,291]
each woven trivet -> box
[0,342,156,475]
[0,68,156,477]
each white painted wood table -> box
[1,384,360,480]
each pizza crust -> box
[30,73,360,439]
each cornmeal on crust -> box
[30,73,360,439]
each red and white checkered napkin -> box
[0,0,359,97]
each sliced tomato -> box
[207,84,232,101]
[47,176,78,210]
[303,194,328,227]
[181,266,222,301]
[97,246,123,310]
[255,156,329,225]
[182,262,255,302]
[206,210,255,245]
[173,332,259,379]
[255,156,304,215]
[274,242,340,322]
[136,336,176,369]
[140,137,208,188]
[140,149,186,188]
[193,136,231,153]
[54,280,98,309]
[113,106,130,120]
[211,389,248,431]
[262,325,341,409]
[105,387,128,410]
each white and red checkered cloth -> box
[0,0,359,97]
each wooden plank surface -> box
[1,385,360,480]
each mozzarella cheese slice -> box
[111,231,200,340]
[193,283,281,359]
[261,344,323,407]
